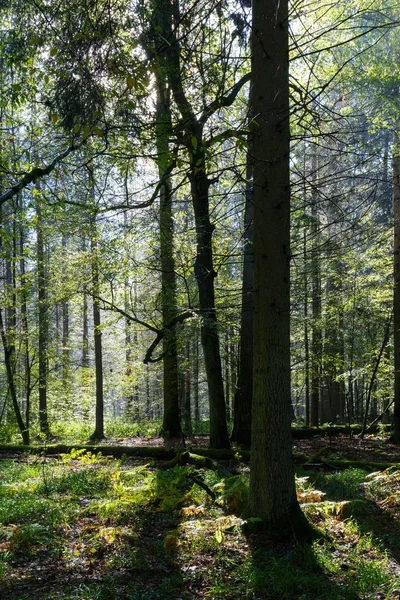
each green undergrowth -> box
[0,418,213,445]
[0,451,400,599]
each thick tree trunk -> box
[249,0,312,539]
[155,54,181,438]
[146,2,181,437]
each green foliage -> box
[1,454,400,599]
[214,475,249,515]
[299,468,368,502]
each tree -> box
[147,1,182,438]
[144,0,250,448]
[88,164,105,441]
[393,123,400,441]
[36,186,50,437]
[231,132,253,446]
[249,0,312,539]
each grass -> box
[0,417,213,446]
[1,450,400,599]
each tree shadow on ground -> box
[1,467,188,600]
[354,502,400,563]
[245,529,359,600]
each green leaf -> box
[92,126,104,137]
[215,529,224,545]
[126,76,135,90]
[191,136,198,149]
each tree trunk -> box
[19,201,31,434]
[0,307,28,444]
[393,125,400,442]
[310,147,321,427]
[183,341,192,434]
[150,11,182,437]
[303,228,310,426]
[0,204,28,444]
[36,192,50,436]
[249,0,312,539]
[88,167,104,441]
[193,331,200,423]
[154,0,229,448]
[231,138,254,445]
[123,210,135,421]
[61,234,70,397]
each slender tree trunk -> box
[88,166,104,440]
[0,204,28,444]
[19,203,31,433]
[304,229,310,425]
[183,341,192,434]
[82,285,89,368]
[193,331,200,422]
[36,191,50,436]
[393,124,400,442]
[123,210,135,420]
[310,148,321,427]
[0,307,28,443]
[232,139,254,445]
[224,331,230,422]
[249,0,312,539]
[61,234,70,396]
[157,0,229,448]
[229,332,236,424]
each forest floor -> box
[1,435,400,600]
[101,432,400,464]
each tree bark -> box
[153,0,229,448]
[249,0,312,539]
[310,147,321,427]
[392,124,400,442]
[150,7,182,437]
[231,138,254,445]
[88,166,104,441]
[36,191,50,436]
[61,234,70,396]
[19,199,31,434]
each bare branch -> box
[199,72,251,127]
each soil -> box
[292,434,400,464]
[102,433,400,464]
